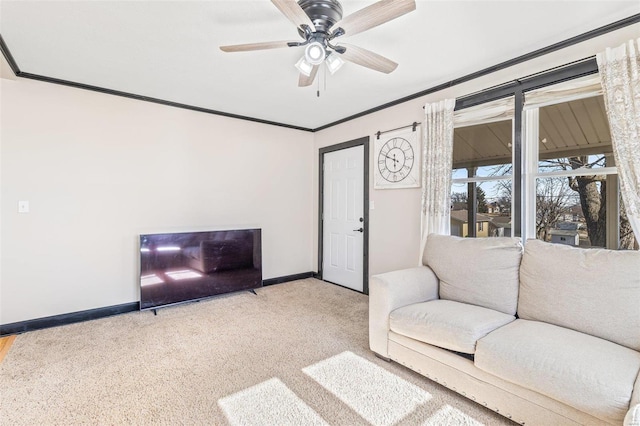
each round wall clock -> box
[374,129,420,189]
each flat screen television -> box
[139,229,262,310]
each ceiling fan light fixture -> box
[325,53,344,74]
[295,56,314,77]
[220,0,417,87]
[305,41,326,65]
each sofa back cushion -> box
[518,239,640,351]
[423,234,523,315]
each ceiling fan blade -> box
[332,0,415,37]
[220,41,294,52]
[338,44,398,74]
[271,0,315,30]
[298,65,319,87]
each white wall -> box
[1,76,314,324]
[313,24,639,277]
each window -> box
[451,69,637,249]
[451,98,513,238]
[523,76,636,249]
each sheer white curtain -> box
[597,38,640,246]
[420,99,456,261]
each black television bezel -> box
[138,228,262,311]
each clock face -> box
[377,137,415,183]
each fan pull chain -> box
[324,63,327,93]
[317,65,321,97]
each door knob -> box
[353,228,364,233]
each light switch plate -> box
[18,200,29,213]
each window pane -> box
[535,177,585,246]
[453,120,512,176]
[451,117,513,239]
[450,180,512,238]
[536,94,637,249]
[538,95,612,173]
[533,176,639,249]
[452,168,468,179]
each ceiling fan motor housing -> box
[298,0,343,33]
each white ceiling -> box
[1,1,638,129]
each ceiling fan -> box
[220,0,416,87]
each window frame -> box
[453,58,600,241]
[451,97,516,238]
[523,95,620,249]
[453,58,632,248]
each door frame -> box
[318,136,370,294]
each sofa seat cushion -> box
[423,234,523,315]
[475,319,640,424]
[389,299,515,354]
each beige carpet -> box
[0,279,514,425]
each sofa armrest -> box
[626,371,640,426]
[369,266,439,357]
[626,404,640,426]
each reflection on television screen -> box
[165,269,203,280]
[139,229,262,310]
[140,274,164,286]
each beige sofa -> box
[370,235,640,425]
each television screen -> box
[139,229,262,310]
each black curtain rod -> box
[376,121,420,139]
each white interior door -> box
[322,145,364,292]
